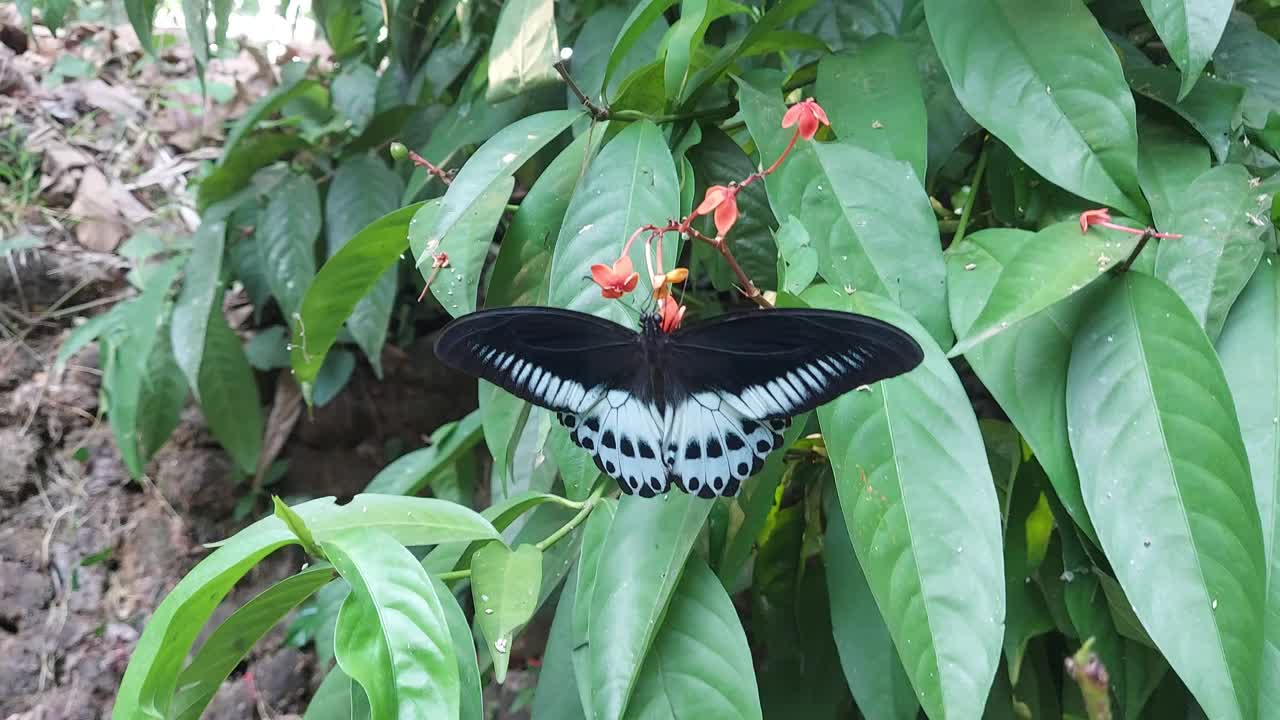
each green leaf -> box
[365,410,484,495]
[1215,255,1280,714]
[275,495,322,555]
[181,0,209,77]
[1154,164,1271,340]
[420,177,513,317]
[923,0,1146,219]
[171,220,227,395]
[197,133,307,212]
[261,173,321,319]
[946,228,1099,543]
[101,259,182,478]
[1213,13,1280,128]
[1127,66,1245,163]
[735,75,951,346]
[1066,272,1266,720]
[603,0,679,93]
[487,0,561,102]
[572,498,618,711]
[589,493,712,720]
[325,154,406,377]
[197,310,264,474]
[624,555,762,719]
[333,62,378,135]
[547,121,680,326]
[326,529,460,720]
[949,222,1141,357]
[568,6,668,109]
[825,507,918,720]
[136,314,187,464]
[417,110,580,313]
[304,665,369,720]
[312,349,356,407]
[170,567,337,719]
[307,494,501,547]
[125,0,159,53]
[1137,121,1212,232]
[290,201,430,397]
[471,543,543,682]
[808,285,1004,720]
[816,37,927,179]
[532,566,587,720]
[1138,0,1233,99]
[432,575,484,720]
[664,0,747,103]
[774,215,818,296]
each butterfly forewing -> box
[435,307,923,499]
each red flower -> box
[590,256,640,299]
[659,295,686,333]
[782,98,830,141]
[1079,208,1111,233]
[694,185,740,237]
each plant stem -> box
[611,102,739,125]
[951,138,988,246]
[535,482,606,552]
[1065,638,1112,720]
[554,59,610,120]
[437,569,470,582]
[1115,230,1153,273]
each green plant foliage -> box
[109,2,1280,718]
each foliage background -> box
[11,0,1280,718]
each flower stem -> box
[408,150,453,186]
[437,568,470,581]
[952,139,989,246]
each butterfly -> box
[434,307,923,498]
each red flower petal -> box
[713,194,739,236]
[695,186,729,215]
[782,102,804,129]
[1079,208,1112,233]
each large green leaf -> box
[949,222,1141,357]
[664,0,746,103]
[470,543,543,682]
[326,529,459,720]
[1066,272,1266,720]
[809,285,1004,720]
[135,313,187,465]
[923,0,1146,219]
[170,567,337,719]
[1216,256,1280,715]
[816,37,927,179]
[946,228,1098,542]
[547,120,680,326]
[1137,121,1212,232]
[333,62,378,135]
[124,0,159,53]
[1154,164,1271,341]
[1001,463,1056,686]
[487,0,561,102]
[1213,13,1280,128]
[826,507,918,720]
[567,6,667,109]
[290,201,431,396]
[419,110,579,314]
[101,259,182,479]
[589,493,713,720]
[532,566,587,720]
[736,75,951,346]
[624,555,762,719]
[602,0,680,93]
[572,498,618,713]
[1137,0,1232,99]
[1127,66,1245,163]
[170,220,227,395]
[260,173,321,318]
[196,309,264,474]
[431,575,484,720]
[325,154,406,377]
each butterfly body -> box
[435,306,923,498]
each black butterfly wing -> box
[434,307,669,497]
[658,309,923,498]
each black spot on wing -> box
[706,438,723,458]
[620,436,635,457]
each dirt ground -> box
[0,6,526,719]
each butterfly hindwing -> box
[662,392,789,498]
[559,391,668,497]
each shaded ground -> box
[0,6,505,719]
